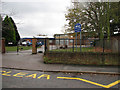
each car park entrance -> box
[17,38,50,54]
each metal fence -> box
[4,38,119,54]
[48,38,119,53]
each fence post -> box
[59,35,60,46]
[103,38,104,53]
[102,38,105,65]
[73,39,74,52]
[46,39,49,52]
[17,42,19,55]
[2,38,5,54]
[118,38,120,54]
[44,39,47,53]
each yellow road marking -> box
[1,70,119,88]
[0,71,6,74]
[57,77,120,88]
[1,70,50,80]
[106,80,120,88]
[26,73,37,78]
[38,74,50,80]
[13,72,28,77]
[2,71,12,76]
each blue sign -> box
[74,23,81,32]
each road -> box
[1,68,119,88]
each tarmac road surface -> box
[1,68,120,88]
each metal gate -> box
[4,38,50,54]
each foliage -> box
[9,17,20,45]
[2,15,20,46]
[65,2,120,39]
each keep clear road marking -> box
[0,70,50,80]
[57,77,120,88]
[1,70,119,88]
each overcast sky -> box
[2,0,72,37]
[2,0,119,37]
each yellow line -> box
[57,77,120,88]
[106,80,120,88]
[57,77,107,88]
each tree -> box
[65,1,120,39]
[65,2,103,38]
[65,7,82,33]
[2,15,20,46]
[0,15,2,36]
[9,17,20,45]
[109,2,120,35]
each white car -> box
[22,41,27,46]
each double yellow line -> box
[57,77,120,88]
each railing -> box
[48,38,119,53]
[44,38,119,65]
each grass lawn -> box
[5,46,32,51]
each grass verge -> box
[5,46,32,51]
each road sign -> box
[74,23,81,32]
[74,23,82,52]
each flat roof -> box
[21,36,54,39]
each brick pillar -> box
[2,38,5,53]
[45,39,49,52]
[32,38,37,54]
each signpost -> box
[74,23,81,52]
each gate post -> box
[46,39,49,52]
[45,39,49,53]
[2,38,5,54]
[32,38,37,54]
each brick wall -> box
[44,52,119,66]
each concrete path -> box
[1,46,120,75]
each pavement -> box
[1,46,120,75]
